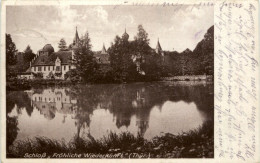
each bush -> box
[33,72,43,79]
[64,69,81,82]
[8,120,213,158]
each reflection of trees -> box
[7,82,213,142]
[68,82,213,136]
[6,116,19,152]
[70,82,214,137]
[7,91,33,116]
[73,108,92,139]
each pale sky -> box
[6,5,213,53]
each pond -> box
[6,81,214,149]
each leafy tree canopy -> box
[58,38,68,51]
[6,34,17,66]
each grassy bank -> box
[6,78,158,91]
[8,120,213,158]
[6,79,81,91]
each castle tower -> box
[122,28,129,41]
[156,38,162,54]
[101,43,107,54]
[73,26,80,46]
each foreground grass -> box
[8,121,213,158]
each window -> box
[38,66,42,71]
[48,66,50,71]
[34,67,36,71]
[64,66,66,70]
[69,65,71,70]
[53,66,55,70]
[44,66,46,71]
[56,66,60,71]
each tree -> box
[6,34,17,66]
[73,31,98,82]
[64,69,80,81]
[6,116,19,152]
[58,38,67,51]
[133,25,162,79]
[108,35,137,82]
[24,45,35,62]
[134,25,150,44]
[134,25,151,58]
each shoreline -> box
[6,75,214,91]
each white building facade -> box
[30,44,76,79]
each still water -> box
[7,81,213,148]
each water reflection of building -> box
[27,83,212,139]
[133,88,150,136]
[31,88,77,121]
[8,82,213,146]
[30,86,153,138]
[136,113,149,137]
[30,88,93,139]
[107,86,151,136]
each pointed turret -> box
[73,26,80,45]
[101,43,107,54]
[122,28,129,41]
[156,38,162,54]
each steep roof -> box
[94,52,110,64]
[73,27,80,44]
[156,39,162,51]
[32,51,73,66]
[101,43,107,54]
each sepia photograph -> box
[5,5,214,159]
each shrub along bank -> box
[8,120,213,158]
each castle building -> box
[94,43,110,64]
[29,44,76,79]
[18,27,164,80]
[21,27,110,80]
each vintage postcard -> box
[0,0,259,163]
